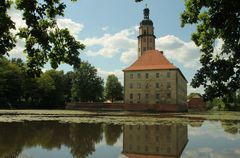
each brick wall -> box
[188,98,206,110]
[66,102,188,112]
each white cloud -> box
[120,47,137,63]
[156,35,201,69]
[9,38,26,59]
[213,39,231,60]
[57,18,84,38]
[8,8,26,59]
[101,26,109,31]
[8,10,26,34]
[214,39,224,53]
[188,121,240,141]
[182,147,239,158]
[234,148,240,155]
[187,83,204,95]
[83,27,137,59]
[97,67,124,84]
[198,147,213,153]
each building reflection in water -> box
[122,124,188,158]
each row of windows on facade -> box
[130,72,171,79]
[128,144,171,153]
[129,93,171,100]
[128,125,172,131]
[128,134,171,142]
[130,82,171,89]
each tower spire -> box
[144,5,149,19]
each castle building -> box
[123,7,187,106]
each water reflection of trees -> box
[68,123,103,158]
[104,124,122,146]
[0,122,122,158]
[189,120,204,127]
[220,121,240,135]
[0,123,23,158]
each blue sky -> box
[9,0,211,94]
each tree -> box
[207,98,225,110]
[0,56,23,107]
[105,74,123,103]
[0,0,16,55]
[63,71,75,102]
[22,76,38,105]
[44,70,65,106]
[104,124,122,146]
[221,121,240,135]
[36,71,56,106]
[180,0,240,104]
[68,123,103,158]
[0,0,85,77]
[71,61,104,102]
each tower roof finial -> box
[143,5,150,19]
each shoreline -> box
[0,110,239,125]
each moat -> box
[0,110,240,158]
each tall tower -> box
[138,6,156,57]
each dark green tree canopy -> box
[0,57,71,108]
[0,0,16,55]
[181,0,240,102]
[0,56,23,106]
[105,74,123,102]
[71,61,104,102]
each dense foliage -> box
[0,57,105,108]
[71,61,104,102]
[105,74,123,102]
[0,56,23,106]
[181,0,240,104]
[0,0,84,77]
[0,0,16,55]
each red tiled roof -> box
[123,50,177,71]
[123,153,176,158]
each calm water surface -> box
[0,120,240,158]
